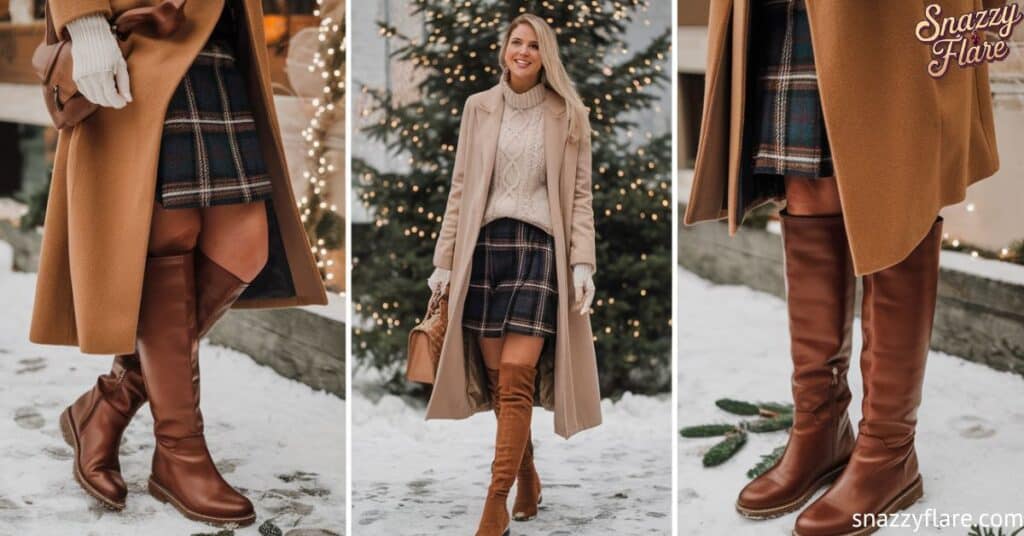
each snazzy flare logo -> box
[915,2,1022,78]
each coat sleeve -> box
[568,111,597,272]
[432,98,473,270]
[49,0,113,37]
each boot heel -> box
[59,408,76,449]
[148,478,171,504]
[892,476,924,512]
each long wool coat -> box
[684,0,1001,275]
[30,0,327,355]
[427,84,602,439]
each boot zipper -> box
[830,366,838,462]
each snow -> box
[0,241,346,535]
[940,249,1024,286]
[352,369,672,534]
[677,267,1024,535]
[0,198,27,224]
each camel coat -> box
[426,84,601,439]
[30,0,327,355]
[684,0,1001,275]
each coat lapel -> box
[475,85,504,204]
[544,90,569,225]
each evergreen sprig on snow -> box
[680,398,794,473]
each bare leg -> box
[148,204,201,256]
[784,176,842,216]
[479,336,504,371]
[198,201,269,282]
[499,333,545,368]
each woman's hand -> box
[427,267,451,293]
[572,264,595,315]
[67,14,132,108]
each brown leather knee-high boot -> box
[486,367,542,522]
[477,363,537,536]
[795,220,942,536]
[736,213,856,519]
[60,355,146,510]
[136,252,255,527]
[60,251,249,510]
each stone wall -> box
[208,307,346,399]
[678,208,1024,377]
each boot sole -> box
[60,407,126,511]
[736,462,847,520]
[512,493,542,522]
[148,478,256,528]
[791,475,924,536]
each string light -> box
[941,199,1023,264]
[298,0,346,289]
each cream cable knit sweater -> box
[482,78,552,234]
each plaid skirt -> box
[156,38,274,209]
[750,0,834,178]
[463,218,558,339]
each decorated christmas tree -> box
[353,1,672,397]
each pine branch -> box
[679,424,738,438]
[747,445,786,479]
[741,414,793,433]
[715,399,761,416]
[703,431,748,468]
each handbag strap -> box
[425,282,449,317]
[43,1,58,45]
[42,0,187,45]
[113,0,187,38]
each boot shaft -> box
[858,220,943,446]
[779,213,856,427]
[136,253,203,440]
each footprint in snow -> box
[15,357,46,374]
[947,415,996,439]
[14,406,45,429]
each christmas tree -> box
[353,1,672,397]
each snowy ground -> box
[0,242,346,536]
[677,268,1024,535]
[352,370,672,535]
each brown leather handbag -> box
[406,284,449,384]
[32,0,187,130]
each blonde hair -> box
[498,14,590,142]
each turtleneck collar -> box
[501,74,546,110]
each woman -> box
[31,0,326,527]
[685,1,999,534]
[425,14,602,536]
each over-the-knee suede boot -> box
[60,251,249,509]
[486,367,542,521]
[736,213,856,519]
[477,363,537,536]
[136,252,255,527]
[795,220,942,536]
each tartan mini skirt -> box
[463,218,558,339]
[156,37,274,209]
[749,0,834,178]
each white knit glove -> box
[572,264,595,315]
[66,14,132,109]
[427,267,450,293]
